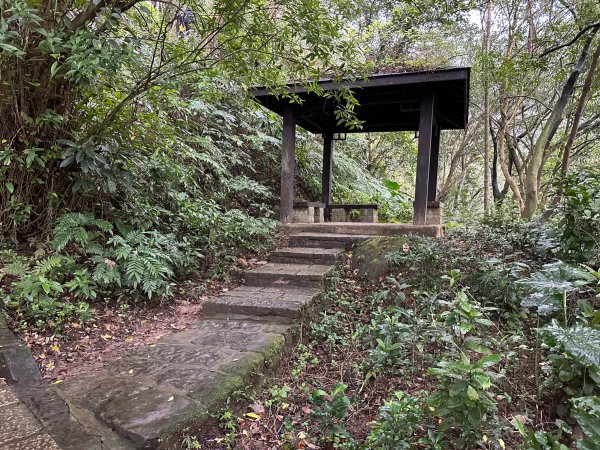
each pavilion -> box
[251,67,470,228]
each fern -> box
[544,321,600,371]
[54,212,113,252]
[0,260,29,280]
[34,255,65,275]
[91,256,121,287]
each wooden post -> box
[413,92,435,225]
[321,132,333,206]
[428,123,440,202]
[280,104,296,223]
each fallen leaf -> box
[245,412,261,420]
[167,396,174,402]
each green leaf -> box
[544,322,600,370]
[465,340,492,355]
[5,182,14,193]
[466,385,479,401]
[473,354,502,369]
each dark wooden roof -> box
[251,67,470,134]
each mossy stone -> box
[353,237,411,280]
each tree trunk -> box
[541,37,600,221]
[522,31,596,219]
[482,0,492,215]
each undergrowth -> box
[225,227,599,449]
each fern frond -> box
[34,255,64,275]
[0,260,30,280]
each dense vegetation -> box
[216,209,600,449]
[1,0,600,448]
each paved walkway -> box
[0,380,60,450]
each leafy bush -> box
[541,322,600,398]
[366,391,422,449]
[519,262,593,319]
[556,168,600,265]
[363,306,412,373]
[1,253,94,330]
[310,383,352,439]
[428,353,501,448]
[572,396,600,449]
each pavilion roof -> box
[251,67,470,134]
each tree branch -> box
[539,23,600,57]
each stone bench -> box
[293,201,326,223]
[328,204,378,223]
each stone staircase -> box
[1,224,437,449]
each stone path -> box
[1,224,437,449]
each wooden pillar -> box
[428,123,440,202]
[280,104,296,223]
[321,132,333,206]
[413,92,435,225]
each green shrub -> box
[310,383,351,439]
[366,391,422,449]
[427,353,501,448]
[556,168,600,265]
[2,253,95,330]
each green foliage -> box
[428,353,501,448]
[219,409,238,449]
[363,306,412,373]
[520,262,592,317]
[572,396,600,449]
[472,258,527,312]
[556,169,600,265]
[366,391,422,449]
[2,252,95,331]
[541,322,600,398]
[54,213,113,252]
[544,323,600,372]
[512,418,569,450]
[310,383,351,438]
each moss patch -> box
[353,237,411,280]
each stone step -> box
[243,263,333,288]
[269,247,345,264]
[57,319,291,448]
[203,285,321,319]
[286,222,443,238]
[287,232,372,249]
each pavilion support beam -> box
[280,104,296,223]
[321,132,333,209]
[413,92,435,225]
[428,123,440,202]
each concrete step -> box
[287,232,372,249]
[203,285,321,319]
[243,263,333,288]
[269,247,345,264]
[286,222,443,238]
